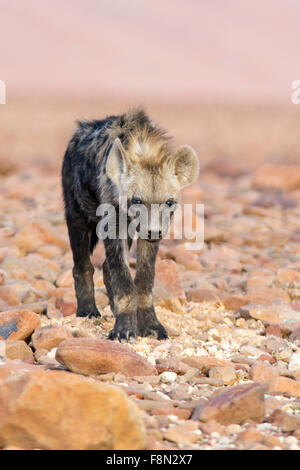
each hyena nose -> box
[148,230,162,240]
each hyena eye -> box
[132,198,142,205]
[165,199,175,207]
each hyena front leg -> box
[104,238,138,342]
[66,215,100,318]
[102,231,133,314]
[135,239,168,340]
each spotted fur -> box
[62,108,199,341]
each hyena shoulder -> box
[71,108,171,170]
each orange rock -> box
[24,254,60,283]
[277,269,300,285]
[163,426,199,445]
[222,294,249,311]
[37,244,63,259]
[268,409,300,432]
[56,337,158,377]
[32,325,73,351]
[155,358,190,375]
[36,354,61,367]
[209,366,237,386]
[165,245,202,271]
[0,310,41,341]
[60,302,77,317]
[269,376,300,397]
[236,428,265,448]
[198,420,224,435]
[45,302,63,319]
[0,361,45,380]
[0,299,8,310]
[0,271,5,286]
[156,297,185,315]
[5,340,34,361]
[0,286,19,306]
[253,163,300,191]
[204,225,225,243]
[250,361,279,386]
[0,248,21,264]
[257,354,276,365]
[34,349,50,361]
[289,326,300,343]
[94,289,109,309]
[247,269,274,290]
[56,269,74,288]
[0,369,145,450]
[264,396,282,416]
[1,280,43,305]
[52,287,68,302]
[31,279,56,298]
[0,256,29,281]
[192,382,265,425]
[145,436,177,451]
[151,408,191,420]
[61,287,77,304]
[153,279,172,303]
[266,324,282,337]
[181,356,235,374]
[155,260,185,299]
[186,288,220,303]
[12,219,69,253]
[246,287,290,305]
[241,301,297,324]
[293,428,300,439]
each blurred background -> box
[0,0,300,173]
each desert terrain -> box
[0,97,299,450]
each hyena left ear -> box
[106,138,130,184]
[171,145,199,188]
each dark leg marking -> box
[135,239,168,340]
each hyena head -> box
[106,131,199,241]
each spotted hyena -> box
[62,108,199,341]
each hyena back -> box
[62,108,199,342]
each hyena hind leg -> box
[66,216,101,318]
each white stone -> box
[239,345,263,358]
[159,371,178,384]
[48,347,58,358]
[0,340,5,361]
[288,353,300,372]
[225,424,241,435]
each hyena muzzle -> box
[62,108,199,342]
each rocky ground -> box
[0,100,300,450]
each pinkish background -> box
[1,0,299,103]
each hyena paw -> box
[108,314,137,343]
[76,308,101,319]
[138,316,168,340]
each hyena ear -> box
[106,138,130,184]
[170,145,199,188]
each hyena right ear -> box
[170,145,199,188]
[106,138,130,184]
